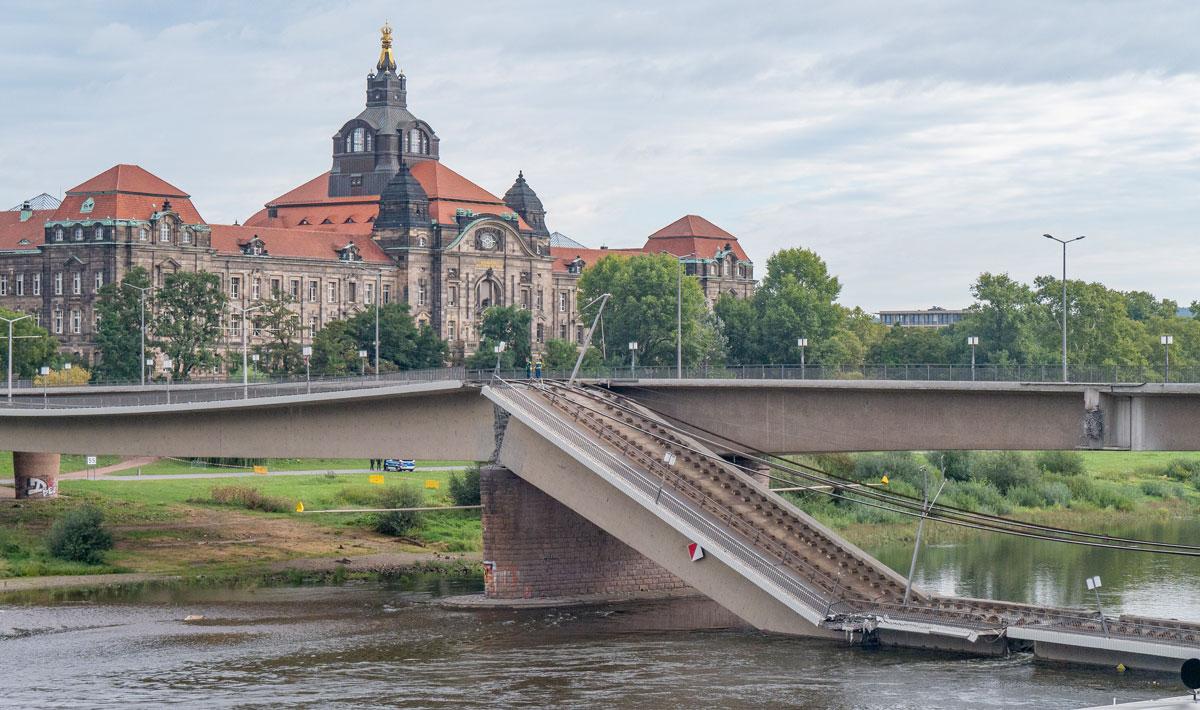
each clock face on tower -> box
[478,231,498,250]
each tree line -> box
[3,249,1197,383]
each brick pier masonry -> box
[481,465,690,599]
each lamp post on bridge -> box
[2,313,33,402]
[1162,335,1174,383]
[662,251,696,379]
[628,341,638,379]
[358,349,368,377]
[493,340,507,378]
[230,303,264,400]
[1043,234,1086,383]
[122,282,153,386]
[967,336,979,381]
[797,338,808,379]
[302,345,312,394]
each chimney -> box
[18,201,32,222]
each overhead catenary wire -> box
[604,381,1200,551]
[535,380,1200,556]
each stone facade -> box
[0,25,757,366]
[481,465,688,599]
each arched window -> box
[410,129,426,154]
[54,228,63,242]
[365,131,373,152]
[181,229,191,244]
[73,226,83,241]
[159,221,170,243]
[352,127,365,152]
[94,224,104,241]
[343,133,352,153]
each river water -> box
[2,521,1197,708]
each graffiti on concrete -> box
[25,478,57,497]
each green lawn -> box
[1074,450,1200,479]
[0,453,122,476]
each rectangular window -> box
[537,289,543,311]
[536,323,544,343]
[309,315,318,338]
[230,276,241,299]
[349,282,358,303]
[70,309,81,334]
[558,292,567,312]
[448,286,457,306]
[0,275,7,296]
[33,274,40,296]
[577,325,584,343]
[448,321,456,340]
[559,324,567,339]
[290,279,300,300]
[382,284,391,305]
[270,278,281,296]
[418,284,426,306]
[252,278,260,300]
[327,282,337,303]
[365,282,375,305]
[94,310,101,329]
[308,280,318,303]
[95,272,103,292]
[53,308,63,334]
[231,316,242,337]
[521,289,530,309]
[15,274,23,296]
[54,272,62,296]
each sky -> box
[2,1,1199,312]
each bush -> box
[1037,481,1073,507]
[944,480,1011,515]
[448,465,481,506]
[208,485,290,513]
[1035,451,1085,476]
[374,484,424,536]
[853,452,923,487]
[812,453,855,478]
[1065,477,1135,511]
[1164,458,1200,482]
[46,506,113,564]
[930,451,973,481]
[970,451,1038,493]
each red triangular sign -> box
[688,542,704,562]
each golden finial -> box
[377,22,397,72]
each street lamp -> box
[967,336,979,381]
[1,313,33,402]
[161,357,173,404]
[1043,234,1086,382]
[230,303,264,399]
[1161,335,1174,383]
[662,251,697,379]
[358,349,368,377]
[39,365,49,408]
[797,338,808,378]
[122,282,153,386]
[302,345,313,394]
[493,340,507,377]
[628,341,639,379]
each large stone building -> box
[0,25,757,367]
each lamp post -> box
[797,338,808,379]
[570,294,611,385]
[662,251,696,379]
[1161,335,1174,383]
[628,341,639,379]
[967,336,979,381]
[1086,575,1109,638]
[904,465,947,606]
[1043,234,1086,382]
[39,365,49,408]
[161,357,173,404]
[302,345,312,394]
[122,282,152,386]
[358,349,368,377]
[1,313,33,402]
[493,340,507,377]
[230,303,264,399]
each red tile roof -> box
[549,246,642,273]
[648,214,736,240]
[209,224,392,264]
[67,164,189,198]
[248,162,530,231]
[647,214,748,260]
[0,210,52,251]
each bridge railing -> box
[0,367,465,409]
[471,363,1200,384]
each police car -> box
[383,459,416,472]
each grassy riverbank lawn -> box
[0,470,480,579]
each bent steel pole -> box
[903,468,947,606]
[569,293,611,385]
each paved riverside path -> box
[0,465,467,485]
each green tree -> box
[251,292,304,374]
[311,318,359,375]
[0,306,56,378]
[466,305,532,369]
[1034,277,1145,367]
[93,267,151,382]
[868,325,955,364]
[955,272,1049,364]
[542,338,602,371]
[152,271,228,379]
[577,253,709,367]
[347,304,446,371]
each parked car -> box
[383,459,416,472]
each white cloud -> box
[1,0,1199,310]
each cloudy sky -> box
[2,1,1198,311]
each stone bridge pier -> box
[12,451,60,499]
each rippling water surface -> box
[0,571,1182,709]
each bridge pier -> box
[480,465,692,599]
[12,451,60,499]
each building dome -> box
[503,171,549,237]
